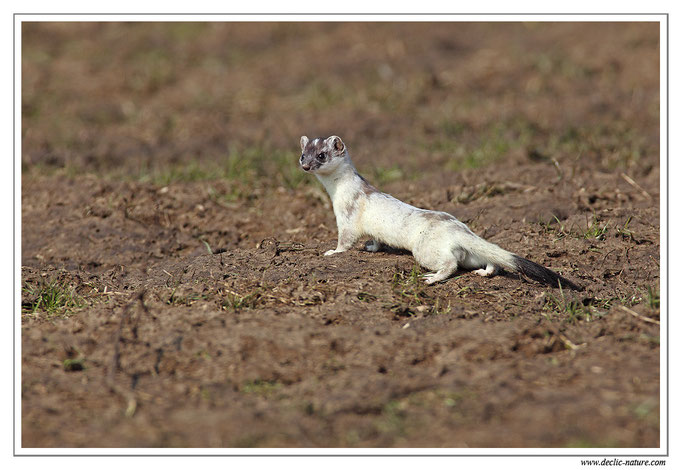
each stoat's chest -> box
[330,182,369,225]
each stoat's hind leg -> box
[473,263,497,277]
[364,240,384,252]
[422,260,458,285]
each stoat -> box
[299,135,582,290]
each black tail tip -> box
[513,255,583,291]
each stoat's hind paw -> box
[422,272,449,284]
[473,264,496,277]
[422,262,459,285]
[324,249,338,256]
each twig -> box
[557,333,584,350]
[619,305,660,325]
[108,381,137,418]
[621,173,652,200]
[551,158,563,180]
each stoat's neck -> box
[315,157,360,203]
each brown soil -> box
[21,21,661,448]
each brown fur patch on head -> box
[303,137,327,156]
[300,137,333,172]
[299,135,349,173]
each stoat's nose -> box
[301,163,311,171]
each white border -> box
[14,10,23,461]
[658,15,669,464]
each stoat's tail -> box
[471,237,583,291]
[511,254,583,291]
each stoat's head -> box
[299,135,348,175]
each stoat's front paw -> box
[324,249,338,256]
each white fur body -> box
[324,172,516,283]
[299,135,518,284]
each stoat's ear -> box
[300,135,309,151]
[328,135,345,155]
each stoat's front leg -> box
[324,226,358,256]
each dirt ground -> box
[21,21,661,448]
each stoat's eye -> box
[300,154,304,162]
[317,152,326,161]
